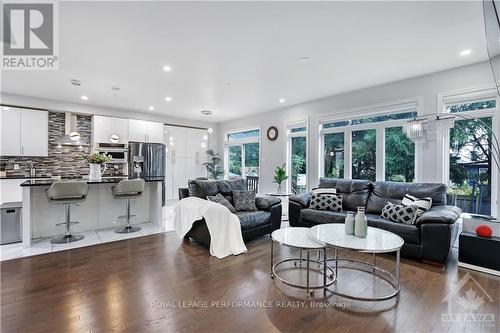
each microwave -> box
[95,143,128,163]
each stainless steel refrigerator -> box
[128,142,166,206]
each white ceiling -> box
[1,1,488,122]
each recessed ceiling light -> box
[225,83,231,87]
[201,110,213,116]
[165,96,172,102]
[299,56,310,62]
[81,95,88,101]
[148,106,155,111]
[163,66,172,72]
[460,49,472,56]
[279,98,285,103]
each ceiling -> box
[1,1,488,122]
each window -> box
[447,100,496,113]
[449,116,493,215]
[385,127,415,182]
[352,129,376,181]
[287,123,308,194]
[323,111,417,129]
[225,128,260,179]
[323,132,344,178]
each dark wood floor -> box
[1,231,499,333]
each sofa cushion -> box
[301,208,347,224]
[366,213,420,244]
[188,179,220,198]
[255,196,281,210]
[236,211,271,231]
[207,193,237,213]
[310,193,342,211]
[318,178,372,212]
[233,190,258,211]
[366,181,447,215]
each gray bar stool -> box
[46,181,89,244]
[112,179,145,233]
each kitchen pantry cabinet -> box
[164,125,210,200]
[128,119,164,143]
[0,108,48,157]
[92,115,129,144]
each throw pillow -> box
[232,190,258,211]
[401,194,432,215]
[310,193,342,211]
[381,202,418,225]
[207,193,237,213]
[312,188,337,195]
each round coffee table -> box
[310,224,404,301]
[271,227,335,297]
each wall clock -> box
[267,126,279,141]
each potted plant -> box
[203,149,225,180]
[273,164,288,193]
[81,152,112,181]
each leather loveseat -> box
[289,178,462,264]
[179,179,282,248]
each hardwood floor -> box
[1,231,499,333]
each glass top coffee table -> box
[310,224,404,302]
[271,227,335,298]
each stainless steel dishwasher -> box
[1,202,22,245]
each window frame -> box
[319,98,421,182]
[224,126,261,180]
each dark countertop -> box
[0,175,52,180]
[20,177,164,187]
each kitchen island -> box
[20,177,164,247]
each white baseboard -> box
[458,262,500,277]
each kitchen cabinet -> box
[128,119,164,143]
[0,108,48,157]
[165,125,186,157]
[93,115,129,144]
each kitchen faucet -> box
[26,163,36,177]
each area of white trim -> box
[458,262,500,277]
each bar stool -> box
[46,181,89,244]
[112,179,145,233]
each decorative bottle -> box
[354,207,368,238]
[345,211,355,235]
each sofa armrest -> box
[415,205,462,226]
[178,188,189,200]
[289,192,311,208]
[255,196,281,211]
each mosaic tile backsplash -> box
[1,112,93,178]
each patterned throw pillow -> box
[207,193,237,213]
[381,202,418,225]
[401,194,432,215]
[232,190,258,211]
[310,193,342,211]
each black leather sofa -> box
[178,179,282,248]
[289,178,462,264]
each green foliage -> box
[80,152,112,164]
[228,146,241,176]
[291,136,307,193]
[324,133,344,178]
[203,149,224,180]
[385,127,415,182]
[273,164,289,185]
[352,129,376,181]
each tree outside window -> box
[291,136,307,193]
[324,132,344,178]
[352,129,376,181]
[385,127,415,182]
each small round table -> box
[271,227,335,297]
[310,224,404,301]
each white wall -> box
[217,61,497,199]
[1,92,218,130]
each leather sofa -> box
[178,179,282,248]
[289,178,462,264]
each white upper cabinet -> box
[93,115,129,144]
[164,126,186,157]
[0,108,21,156]
[128,119,164,143]
[0,108,47,156]
[146,121,164,143]
[186,128,208,158]
[20,109,48,156]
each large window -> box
[320,107,417,182]
[352,129,376,181]
[385,127,415,182]
[226,128,260,179]
[324,132,344,178]
[449,116,493,215]
[287,124,307,194]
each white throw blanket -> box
[175,197,247,259]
